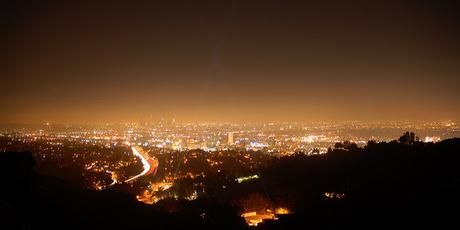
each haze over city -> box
[1,0,459,124]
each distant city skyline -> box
[2,119,457,156]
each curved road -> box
[125,146,159,183]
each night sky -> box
[1,0,459,124]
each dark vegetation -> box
[1,135,459,229]
[258,138,460,229]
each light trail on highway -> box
[125,146,157,183]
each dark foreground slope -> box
[259,138,460,229]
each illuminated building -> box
[228,132,234,145]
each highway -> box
[125,146,159,183]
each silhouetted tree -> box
[398,131,416,144]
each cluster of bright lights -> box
[323,192,346,199]
[241,208,290,226]
[424,136,441,143]
[236,174,259,183]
